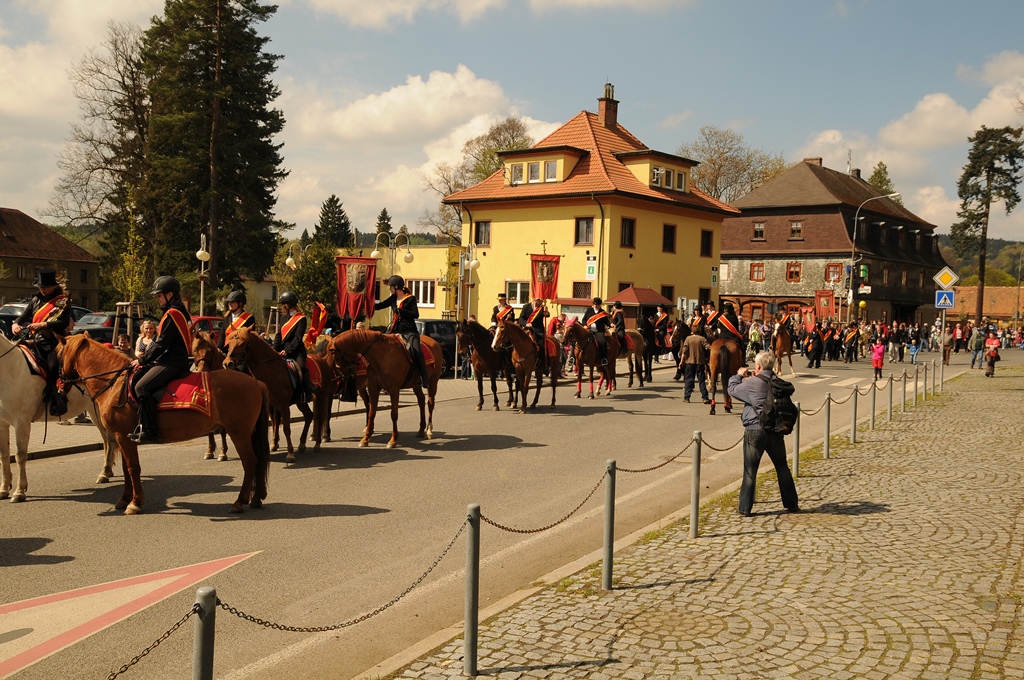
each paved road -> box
[0,348,1014,678]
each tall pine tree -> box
[866,162,903,205]
[140,0,286,287]
[313,194,353,248]
[374,208,393,239]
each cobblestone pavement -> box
[390,367,1024,679]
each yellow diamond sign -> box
[933,266,959,290]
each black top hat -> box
[34,269,59,288]
[497,292,507,300]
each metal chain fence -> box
[618,438,695,473]
[699,434,744,452]
[107,603,200,679]
[829,390,856,405]
[218,519,468,633]
[481,472,606,533]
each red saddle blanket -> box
[347,338,435,379]
[155,372,212,418]
[306,357,323,389]
[544,336,560,359]
[18,346,47,380]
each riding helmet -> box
[386,275,405,289]
[279,291,299,306]
[226,290,247,305]
[151,276,181,295]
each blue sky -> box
[2,0,1023,241]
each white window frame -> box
[676,172,685,191]
[651,166,663,186]
[408,279,435,307]
[663,169,673,189]
[510,164,524,184]
[506,281,530,306]
[544,160,557,182]
[527,162,540,183]
[720,263,730,281]
[575,217,594,245]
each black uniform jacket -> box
[141,301,193,370]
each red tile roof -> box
[444,111,738,216]
[606,286,673,306]
[0,208,99,263]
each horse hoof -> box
[270,445,279,453]
[475,405,482,412]
[324,435,332,442]
[574,393,581,399]
[218,454,228,462]
[427,430,434,440]
[124,503,142,515]
[359,440,369,448]
[96,474,110,484]
[492,406,500,411]
[417,431,427,439]
[387,441,397,449]
[204,452,215,460]
[286,455,296,464]
[724,406,733,413]
[589,394,595,400]
[250,498,263,509]
[229,504,243,514]
[709,407,717,416]
[0,491,8,500]
[11,492,25,503]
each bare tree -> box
[677,125,787,204]
[46,21,149,230]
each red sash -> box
[281,312,305,340]
[305,302,327,347]
[823,330,833,340]
[717,315,742,338]
[159,308,192,353]
[780,313,791,326]
[496,305,514,321]
[388,296,414,333]
[587,311,608,325]
[656,312,668,327]
[845,330,858,343]
[32,295,66,324]
[527,306,544,324]
[706,311,721,326]
[224,311,253,340]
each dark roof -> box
[0,208,99,263]
[606,286,674,306]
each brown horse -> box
[561,321,618,399]
[706,338,744,416]
[492,318,559,412]
[222,327,330,463]
[772,324,795,376]
[456,319,516,411]
[326,330,442,448]
[191,331,229,462]
[622,329,646,388]
[60,334,270,514]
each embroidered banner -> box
[530,255,559,301]
[336,257,377,322]
[801,306,816,333]
[815,290,835,321]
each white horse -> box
[0,333,117,502]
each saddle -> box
[616,334,634,357]
[18,345,47,380]
[128,369,213,418]
[387,334,436,367]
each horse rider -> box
[716,301,746,358]
[610,301,627,351]
[518,297,549,371]
[11,269,72,416]
[217,289,255,352]
[129,276,192,443]
[654,303,670,351]
[375,275,429,387]
[491,292,515,329]
[582,297,611,365]
[274,291,314,402]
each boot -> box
[416,352,429,387]
[302,371,315,403]
[44,382,68,417]
[129,396,159,444]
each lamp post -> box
[850,192,900,322]
[285,243,312,270]
[196,233,211,316]
[370,232,414,277]
[1015,245,1023,332]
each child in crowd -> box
[870,336,886,381]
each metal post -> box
[939,309,946,392]
[869,381,877,431]
[932,359,937,396]
[602,460,616,590]
[850,388,858,444]
[887,374,893,422]
[823,393,831,459]
[792,402,800,478]
[193,587,216,680]
[913,368,920,407]
[901,370,907,413]
[923,363,928,400]
[689,431,701,539]
[465,504,480,677]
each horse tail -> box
[252,383,271,502]
[718,343,731,398]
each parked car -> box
[69,312,155,345]
[416,319,457,376]
[0,303,93,339]
[190,316,225,345]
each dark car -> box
[0,303,93,339]
[70,312,156,345]
[416,319,457,376]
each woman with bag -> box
[984,331,1001,377]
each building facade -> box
[0,208,101,310]
[720,159,947,325]
[443,84,738,322]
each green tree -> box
[950,125,1024,321]
[960,268,1017,287]
[139,0,287,288]
[299,228,311,247]
[677,125,788,204]
[107,195,150,302]
[866,162,903,205]
[0,260,9,282]
[290,240,337,313]
[313,194,353,249]
[374,208,393,239]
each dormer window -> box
[527,162,540,183]
[651,167,663,186]
[545,160,557,182]
[664,169,673,189]
[510,164,523,185]
[789,221,803,240]
[753,222,765,240]
[676,172,685,191]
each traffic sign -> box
[935,290,955,309]
[933,266,959,290]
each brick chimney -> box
[597,82,618,130]
[803,157,823,166]
[851,168,862,179]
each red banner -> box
[530,254,559,301]
[815,290,835,321]
[336,256,377,322]
[304,301,328,349]
[801,306,816,333]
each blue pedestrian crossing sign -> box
[935,290,955,309]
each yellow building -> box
[444,84,738,321]
[365,243,461,326]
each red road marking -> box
[0,552,257,678]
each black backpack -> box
[756,373,798,435]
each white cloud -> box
[529,0,692,10]
[911,185,959,230]
[658,110,693,130]
[300,0,506,29]
[957,49,1024,86]
[877,93,972,152]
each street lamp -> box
[850,192,900,321]
[196,233,211,315]
[370,232,414,276]
[285,243,312,270]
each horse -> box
[60,334,270,514]
[222,327,331,463]
[191,331,230,461]
[326,330,442,448]
[456,319,516,411]
[560,321,618,399]
[706,338,744,416]
[622,329,646,388]
[635,314,657,383]
[0,333,117,501]
[772,323,795,376]
[492,318,559,412]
